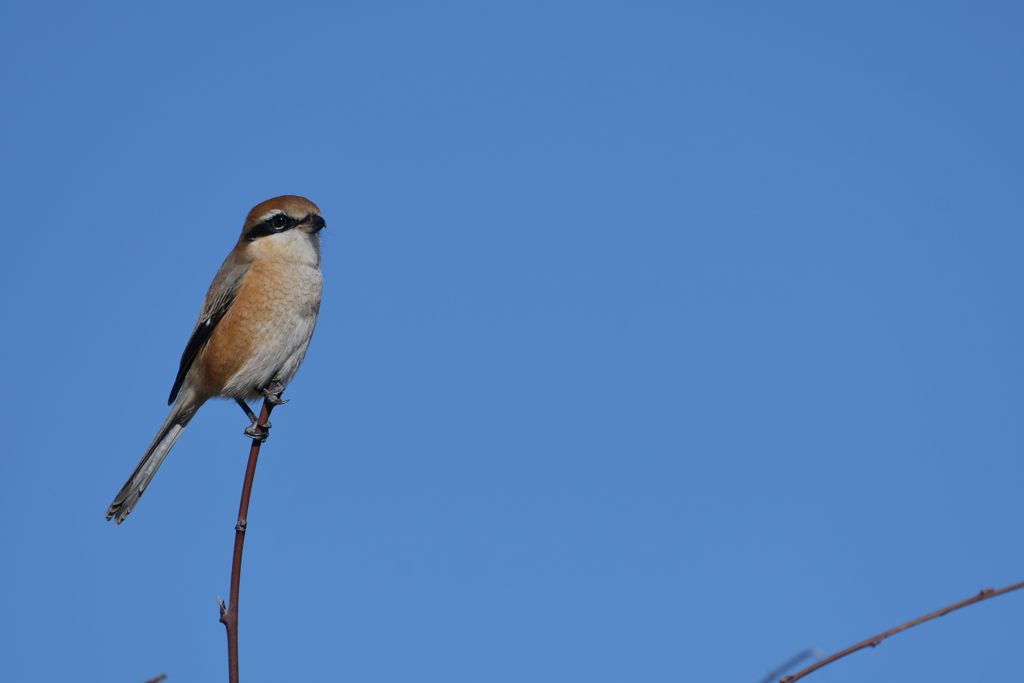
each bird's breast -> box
[195,259,322,394]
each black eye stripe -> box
[246,213,296,240]
[245,213,322,241]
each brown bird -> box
[106,195,325,524]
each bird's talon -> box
[243,424,269,442]
[261,379,288,405]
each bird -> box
[106,195,326,524]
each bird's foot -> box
[261,380,288,405]
[244,422,270,442]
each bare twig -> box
[143,675,168,683]
[758,648,822,683]
[781,580,1024,682]
[218,398,276,683]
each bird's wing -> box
[167,258,250,404]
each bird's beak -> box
[306,215,326,232]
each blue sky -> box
[1,2,1022,681]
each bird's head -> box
[238,195,326,264]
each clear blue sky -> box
[1,2,1022,682]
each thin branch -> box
[758,648,822,683]
[218,398,276,683]
[143,675,168,683]
[781,580,1024,682]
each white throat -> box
[248,229,321,267]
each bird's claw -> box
[244,421,270,442]
[261,380,288,405]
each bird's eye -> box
[270,214,290,229]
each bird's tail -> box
[106,398,199,524]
